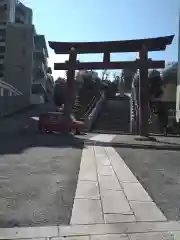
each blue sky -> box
[22,0,180,79]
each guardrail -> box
[0,80,23,95]
[84,93,105,131]
[84,96,97,117]
[0,80,31,117]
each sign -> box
[176,12,180,122]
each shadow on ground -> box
[0,132,88,228]
[0,133,85,155]
[85,138,180,151]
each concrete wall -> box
[3,23,34,103]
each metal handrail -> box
[0,80,23,95]
[84,96,96,112]
[84,96,97,117]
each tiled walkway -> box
[1,134,180,239]
[71,134,166,225]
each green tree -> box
[53,77,66,107]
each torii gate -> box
[49,35,174,136]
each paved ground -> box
[1,134,180,240]
[113,134,180,221]
[0,104,94,227]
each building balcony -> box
[0,0,6,7]
[46,74,54,89]
[33,77,46,88]
[35,49,47,64]
[0,16,6,24]
[15,9,26,24]
[0,22,6,29]
[0,41,5,46]
[15,16,25,24]
[32,82,46,95]
[34,61,47,78]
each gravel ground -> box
[114,135,180,221]
[0,104,96,227]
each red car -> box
[38,112,84,134]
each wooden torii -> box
[49,35,174,136]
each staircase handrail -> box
[84,96,97,116]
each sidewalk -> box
[1,134,180,239]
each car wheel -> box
[38,125,47,133]
[76,129,80,135]
[71,128,78,135]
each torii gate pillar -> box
[139,45,149,136]
[63,48,77,133]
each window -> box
[0,29,5,35]
[22,47,26,56]
[3,4,7,10]
[16,18,24,24]
[0,64,4,71]
[0,46,5,53]
[0,88,3,97]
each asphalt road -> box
[0,104,91,227]
[114,135,180,221]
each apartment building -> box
[0,0,54,106]
[3,23,34,102]
[0,0,34,103]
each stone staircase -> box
[92,96,130,133]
